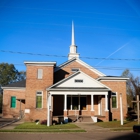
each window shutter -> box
[37,69,43,79]
[11,96,16,108]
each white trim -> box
[98,80,128,81]
[49,91,108,95]
[24,61,56,66]
[49,89,109,92]
[47,70,110,90]
[54,58,106,76]
[76,59,106,76]
[97,77,129,81]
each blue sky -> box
[0,0,140,76]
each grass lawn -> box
[15,122,79,129]
[0,122,86,133]
[95,121,139,131]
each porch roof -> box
[48,87,109,92]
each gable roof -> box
[2,80,26,89]
[54,57,106,77]
[47,71,110,91]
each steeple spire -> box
[71,21,75,45]
[68,21,80,60]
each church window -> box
[36,91,43,108]
[37,69,43,79]
[112,92,117,108]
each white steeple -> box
[71,21,75,45]
[68,21,80,60]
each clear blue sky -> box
[0,0,140,76]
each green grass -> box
[95,121,139,128]
[0,129,86,133]
[15,122,79,129]
[0,122,86,133]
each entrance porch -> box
[49,92,109,124]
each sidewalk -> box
[75,122,110,132]
[0,119,24,130]
[1,120,110,132]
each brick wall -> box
[25,65,54,121]
[101,81,127,120]
[54,61,99,83]
[2,89,25,118]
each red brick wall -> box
[54,61,99,83]
[25,65,54,121]
[2,89,25,118]
[101,81,127,120]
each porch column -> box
[64,94,67,111]
[70,95,72,110]
[91,94,94,111]
[78,95,80,110]
[105,94,109,111]
[47,93,51,126]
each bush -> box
[40,120,47,125]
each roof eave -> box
[2,87,26,90]
[47,88,110,92]
[97,77,129,81]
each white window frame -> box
[36,91,43,108]
[111,92,118,109]
[37,69,43,79]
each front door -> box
[53,95,64,116]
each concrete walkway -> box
[0,119,24,130]
[0,120,110,132]
[75,122,110,132]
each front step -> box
[68,116,93,123]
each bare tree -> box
[121,69,140,108]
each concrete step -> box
[68,116,93,123]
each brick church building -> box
[2,22,128,125]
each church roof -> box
[54,57,106,77]
[2,80,26,89]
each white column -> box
[120,93,123,125]
[47,93,50,126]
[64,94,67,111]
[49,94,52,111]
[105,94,108,111]
[70,95,72,110]
[91,94,94,111]
[78,95,80,110]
